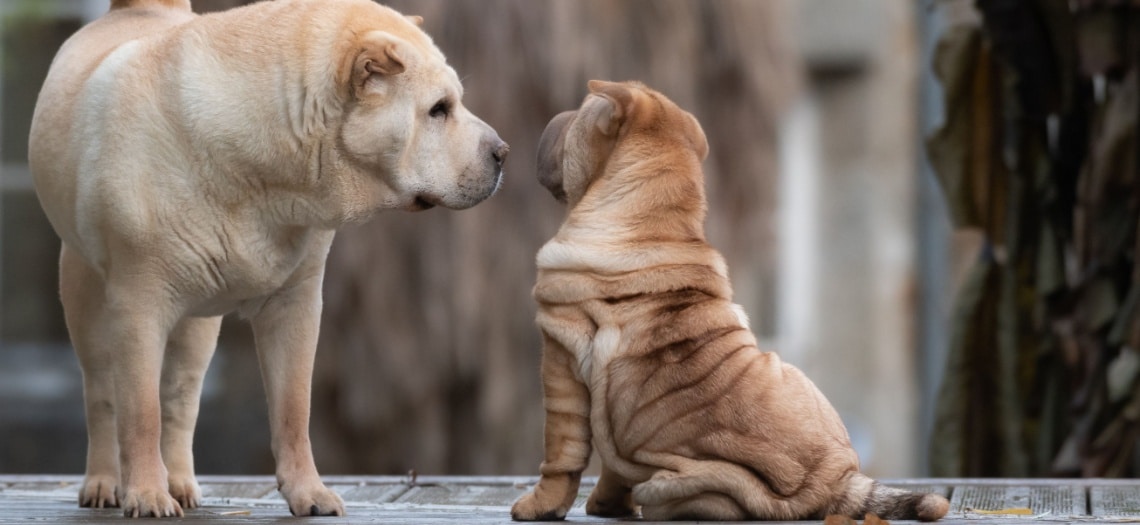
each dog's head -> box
[536,80,708,208]
[337,8,508,212]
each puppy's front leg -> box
[250,267,344,517]
[512,334,591,521]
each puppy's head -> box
[337,7,508,212]
[536,80,708,208]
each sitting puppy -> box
[511,81,948,522]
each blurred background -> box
[1,0,1137,481]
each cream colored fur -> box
[29,0,507,518]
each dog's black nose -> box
[491,140,510,166]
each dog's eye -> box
[429,100,451,119]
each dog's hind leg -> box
[631,461,822,521]
[160,315,222,510]
[61,245,120,509]
[585,464,635,517]
[640,492,748,521]
[633,468,751,520]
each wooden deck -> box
[3,476,1140,523]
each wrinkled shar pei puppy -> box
[511,80,947,522]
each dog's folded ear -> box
[351,31,408,92]
[585,80,635,136]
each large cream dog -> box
[511,81,948,522]
[28,0,507,518]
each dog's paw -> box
[78,474,120,508]
[120,485,183,518]
[281,480,344,516]
[167,474,201,510]
[585,492,635,518]
[511,491,567,521]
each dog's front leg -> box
[160,315,223,510]
[250,270,344,517]
[100,280,183,518]
[511,334,591,521]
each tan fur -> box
[29,0,507,518]
[511,81,947,522]
[111,0,191,10]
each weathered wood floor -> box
[3,476,1140,524]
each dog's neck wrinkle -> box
[535,235,734,306]
[199,139,379,231]
[534,263,733,306]
[567,170,706,246]
[178,3,346,181]
[179,7,399,229]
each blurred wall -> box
[783,0,923,477]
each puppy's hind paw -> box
[511,491,567,521]
[586,494,635,518]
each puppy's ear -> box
[686,113,709,161]
[352,31,407,92]
[585,80,635,136]
[537,111,575,203]
[406,15,424,26]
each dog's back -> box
[33,0,193,108]
[29,0,195,244]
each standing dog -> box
[511,81,947,521]
[29,0,507,517]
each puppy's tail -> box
[859,477,949,522]
[110,0,191,11]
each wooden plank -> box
[394,479,600,509]
[395,482,529,506]
[245,483,408,506]
[199,481,276,500]
[951,484,1086,517]
[882,481,952,498]
[332,482,409,503]
[1090,485,1140,517]
[0,475,84,484]
[881,477,1140,487]
[3,480,79,500]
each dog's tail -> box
[110,0,191,11]
[856,476,949,522]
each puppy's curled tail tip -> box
[865,482,950,522]
[914,493,950,522]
